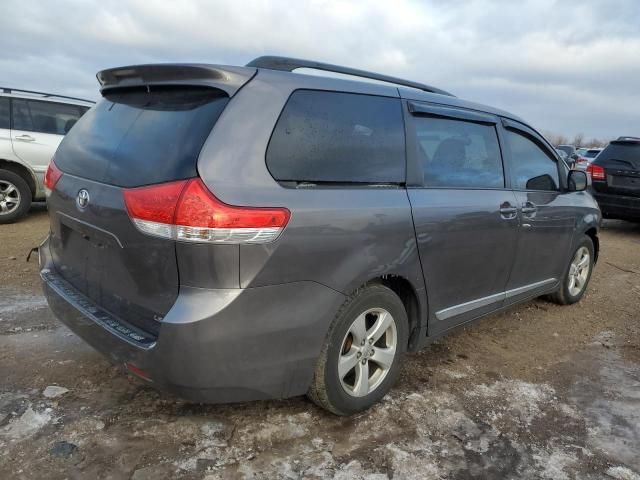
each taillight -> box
[123,180,186,239]
[44,160,63,195]
[123,178,290,244]
[587,164,605,181]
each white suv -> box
[0,88,93,223]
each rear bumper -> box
[40,238,345,403]
[592,191,640,220]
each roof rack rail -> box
[616,136,640,141]
[246,56,454,97]
[1,87,94,104]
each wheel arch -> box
[355,274,426,352]
[584,227,599,263]
[0,159,37,199]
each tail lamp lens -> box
[123,178,290,244]
[44,161,63,195]
[587,164,605,181]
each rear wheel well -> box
[372,275,422,351]
[585,228,599,262]
[0,160,36,199]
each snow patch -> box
[467,380,555,425]
[606,466,640,480]
[532,450,577,480]
[441,369,468,379]
[0,293,47,317]
[384,443,442,479]
[1,406,52,441]
[43,385,69,398]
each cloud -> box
[0,0,637,139]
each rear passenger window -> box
[505,129,559,191]
[0,98,9,129]
[12,99,33,131]
[415,116,504,188]
[12,99,88,135]
[266,90,405,183]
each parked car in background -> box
[588,137,640,222]
[40,56,600,415]
[557,144,580,168]
[584,148,602,159]
[555,148,569,161]
[574,148,603,170]
[0,88,93,223]
[557,144,577,159]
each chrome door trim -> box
[435,291,505,321]
[505,278,556,298]
[435,278,556,321]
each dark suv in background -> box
[588,136,640,222]
[40,56,600,415]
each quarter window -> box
[266,90,405,183]
[12,99,89,135]
[415,116,504,188]
[505,129,559,191]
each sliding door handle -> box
[499,202,518,220]
[521,201,537,216]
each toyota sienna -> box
[40,56,601,415]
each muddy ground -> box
[1,207,639,479]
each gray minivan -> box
[40,57,600,415]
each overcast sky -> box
[1,0,638,140]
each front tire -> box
[307,284,408,415]
[548,236,595,305]
[0,169,32,224]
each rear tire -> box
[547,236,594,305]
[0,169,32,224]
[307,284,408,415]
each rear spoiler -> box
[96,64,257,97]
[612,137,640,145]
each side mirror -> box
[568,170,588,192]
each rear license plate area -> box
[610,175,639,187]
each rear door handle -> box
[499,202,518,220]
[15,134,35,142]
[521,201,537,216]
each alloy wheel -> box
[338,307,397,397]
[0,180,21,216]
[568,246,590,297]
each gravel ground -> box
[0,208,639,479]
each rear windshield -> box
[597,142,640,168]
[55,87,229,187]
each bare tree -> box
[586,138,607,148]
[572,133,585,148]
[542,131,569,146]
[536,131,609,148]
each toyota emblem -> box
[77,189,90,209]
